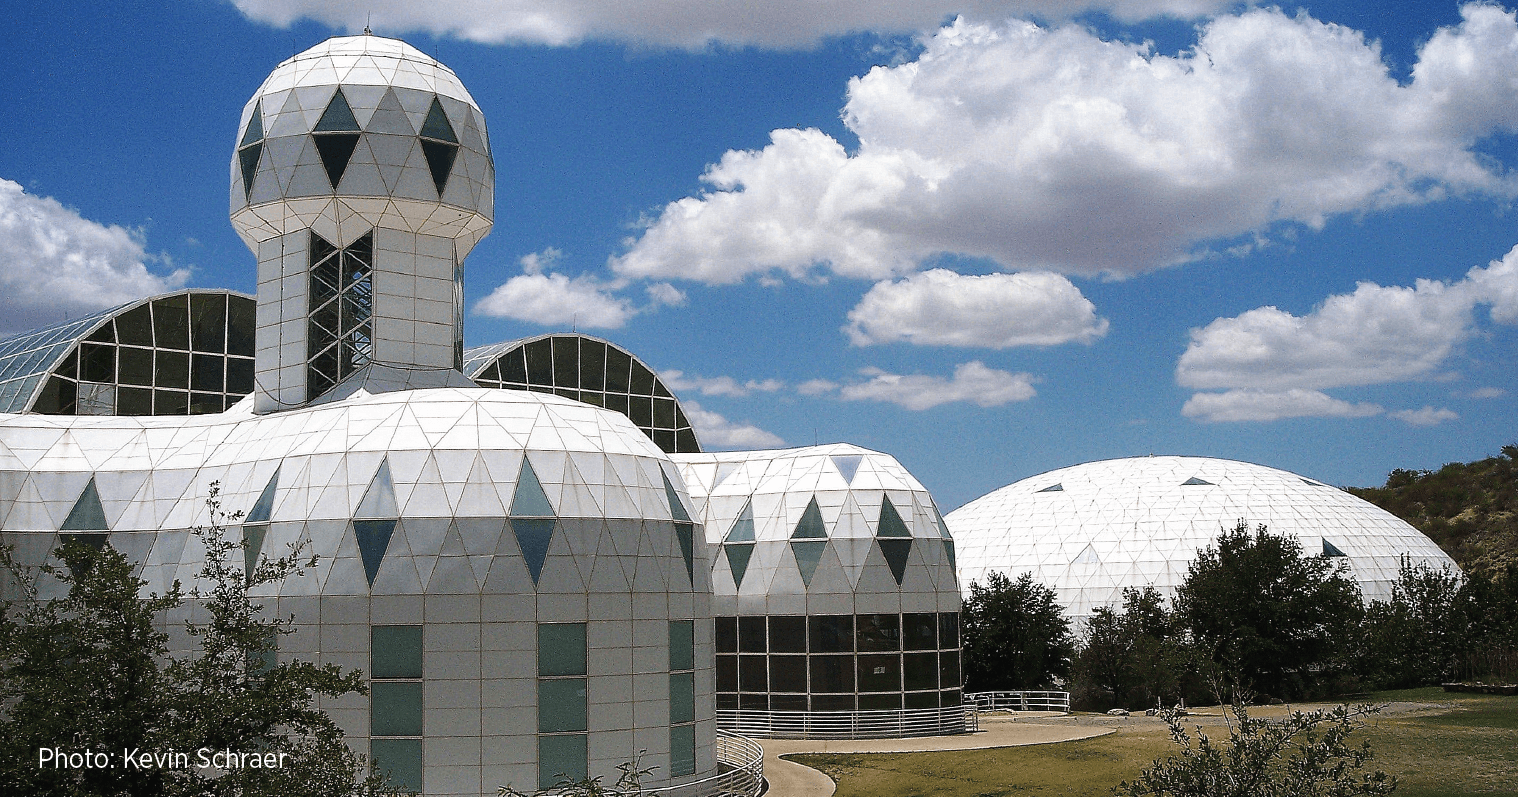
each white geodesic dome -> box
[946,456,1458,623]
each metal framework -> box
[716,705,974,740]
[965,690,1072,713]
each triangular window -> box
[356,459,399,518]
[418,95,460,196]
[315,89,360,131]
[61,478,108,531]
[879,539,912,586]
[420,97,458,142]
[354,519,396,586]
[237,102,264,201]
[1322,539,1347,558]
[510,457,555,517]
[791,496,826,539]
[725,499,755,543]
[511,518,556,584]
[877,496,911,538]
[831,455,862,484]
[662,468,690,522]
[314,134,360,189]
[1037,483,1063,493]
[725,543,754,588]
[239,102,264,147]
[246,468,280,523]
[675,522,695,585]
[243,524,267,585]
[791,540,826,585]
[1182,477,1214,486]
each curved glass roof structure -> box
[465,333,701,454]
[0,290,256,416]
[946,455,1460,624]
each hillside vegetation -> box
[1349,445,1518,577]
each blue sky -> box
[1,1,1515,509]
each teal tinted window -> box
[669,620,694,671]
[371,738,422,793]
[538,623,586,676]
[538,733,587,790]
[670,671,695,724]
[372,626,423,679]
[371,682,423,736]
[670,724,696,777]
[537,679,587,732]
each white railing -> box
[965,690,1071,713]
[716,705,976,739]
[628,729,764,797]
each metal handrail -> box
[629,729,764,797]
[716,705,976,739]
[964,690,1071,713]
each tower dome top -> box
[248,35,479,112]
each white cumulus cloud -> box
[1181,389,1383,423]
[660,370,784,398]
[845,268,1107,347]
[614,6,1518,284]
[474,249,635,328]
[1390,406,1459,426]
[838,361,1036,410]
[0,178,187,335]
[681,400,784,449]
[231,0,1227,50]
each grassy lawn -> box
[788,689,1518,797]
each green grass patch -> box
[791,697,1518,797]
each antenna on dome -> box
[364,12,372,35]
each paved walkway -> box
[758,713,1114,797]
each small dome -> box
[947,455,1459,623]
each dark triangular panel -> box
[675,522,694,585]
[61,478,108,531]
[661,468,691,522]
[354,519,396,587]
[1182,477,1213,486]
[725,543,754,589]
[315,88,360,131]
[1037,483,1063,493]
[314,133,361,189]
[420,96,458,143]
[243,524,268,584]
[942,538,956,569]
[420,140,457,197]
[725,499,755,542]
[510,457,555,517]
[831,455,862,484]
[791,540,827,586]
[246,468,280,523]
[1323,539,1347,558]
[238,142,263,200]
[877,496,910,538]
[879,539,912,586]
[240,101,264,146]
[512,518,556,584]
[791,496,826,539]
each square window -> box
[903,613,938,651]
[859,692,902,710]
[904,652,938,691]
[940,650,961,689]
[738,615,766,653]
[939,612,960,648]
[371,738,422,794]
[538,733,587,790]
[669,620,694,672]
[716,655,738,693]
[738,654,766,693]
[371,682,423,736]
[856,614,901,652]
[538,679,587,733]
[670,672,694,724]
[768,616,807,653]
[809,615,853,653]
[808,655,854,693]
[538,623,586,676]
[372,626,422,679]
[670,724,695,777]
[857,653,900,693]
[768,655,807,692]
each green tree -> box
[962,571,1075,691]
[1355,559,1464,688]
[0,485,394,797]
[1118,699,1396,797]
[1075,587,1195,710]
[1174,522,1362,700]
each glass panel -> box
[578,340,606,391]
[905,690,939,709]
[525,338,553,385]
[670,724,695,777]
[191,353,224,392]
[769,655,807,692]
[190,293,227,353]
[604,347,631,392]
[791,498,826,538]
[34,376,74,414]
[809,655,853,693]
[240,102,264,146]
[675,428,699,453]
[941,688,963,707]
[61,479,107,530]
[371,738,422,794]
[538,623,586,677]
[669,672,694,723]
[628,396,652,428]
[653,429,676,453]
[939,613,960,649]
[856,614,901,652]
[939,650,961,688]
[738,616,766,653]
[315,88,360,131]
[809,615,853,653]
[152,296,190,350]
[420,96,458,142]
[716,655,738,692]
[500,348,528,384]
[227,297,256,355]
[771,693,808,711]
[315,133,361,188]
[903,652,938,691]
[118,386,151,415]
[877,496,911,537]
[80,343,114,383]
[226,358,254,394]
[58,347,79,379]
[115,305,153,346]
[669,620,694,672]
[738,654,766,692]
[790,540,826,586]
[811,693,855,712]
[859,692,902,710]
[118,347,153,386]
[538,733,587,790]
[511,459,556,517]
[629,362,654,395]
[653,379,672,398]
[189,393,222,415]
[717,693,739,710]
[372,626,423,679]
[154,350,189,389]
[879,538,913,585]
[420,139,458,195]
[512,518,556,584]
[603,392,629,416]
[653,397,675,429]
[371,682,423,736]
[738,693,768,710]
[857,654,901,693]
[153,390,188,415]
[715,617,737,653]
[768,615,807,653]
[86,320,115,343]
[353,519,396,587]
[903,613,938,651]
[538,679,587,732]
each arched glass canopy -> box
[465,333,701,454]
[0,290,256,416]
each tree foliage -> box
[962,571,1075,691]
[1075,587,1197,710]
[1118,700,1396,797]
[0,484,393,797]
[1175,522,1362,699]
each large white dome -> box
[946,456,1458,623]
